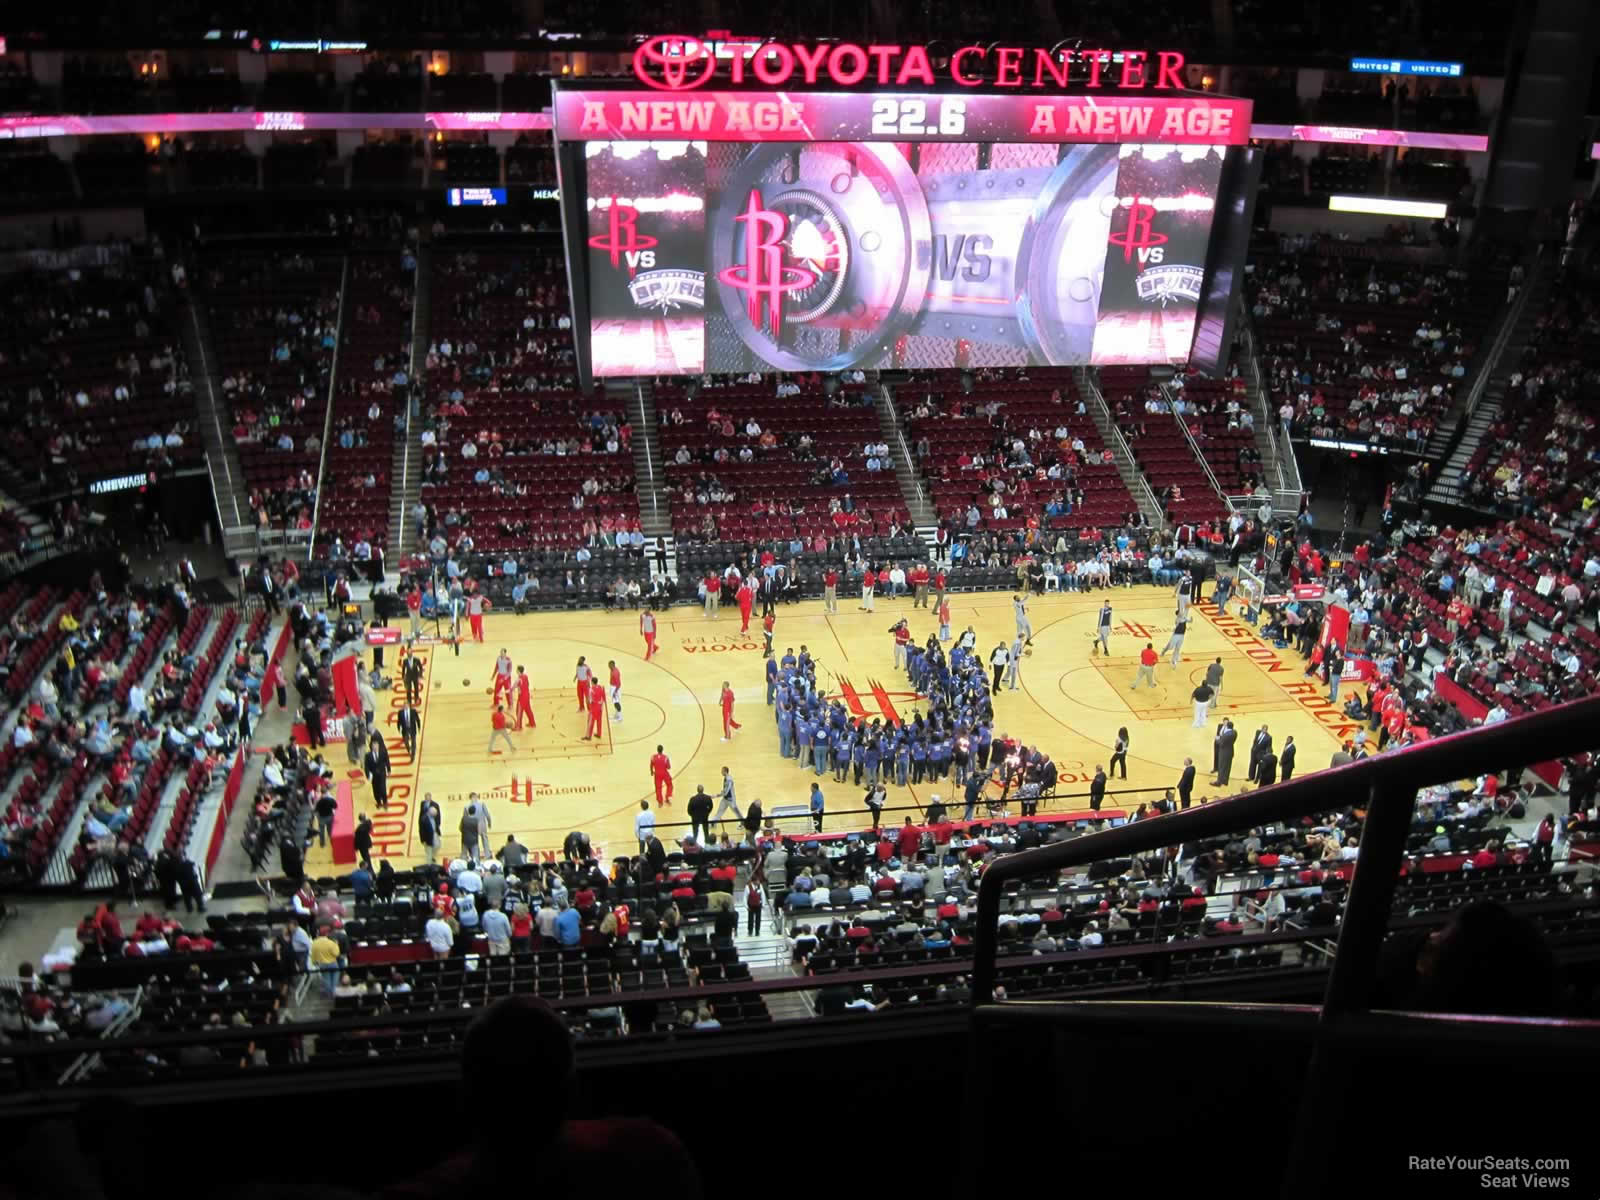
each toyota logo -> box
[633,35,718,90]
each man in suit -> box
[687,785,714,845]
[1330,740,1355,769]
[1213,720,1237,786]
[1279,736,1297,782]
[1177,757,1196,809]
[1248,725,1272,783]
[759,573,778,618]
[397,700,421,760]
[1089,765,1107,813]
[402,651,424,706]
[1256,749,1279,788]
[363,732,390,810]
[417,794,440,865]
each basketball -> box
[463,678,471,687]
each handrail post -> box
[1318,779,1417,1015]
[307,254,350,564]
[1283,778,1417,1196]
[971,845,1007,1004]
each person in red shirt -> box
[823,568,839,614]
[584,685,605,740]
[432,883,456,918]
[761,610,775,657]
[406,583,423,640]
[702,573,722,620]
[910,564,930,607]
[859,568,876,612]
[937,597,952,641]
[513,666,536,733]
[607,660,623,721]
[650,745,673,806]
[736,580,754,634]
[95,902,124,951]
[510,905,534,950]
[640,609,657,660]
[1381,703,1406,749]
[1133,643,1159,688]
[488,705,516,756]
[897,817,921,860]
[1470,844,1501,870]
[892,620,912,667]
[719,680,741,740]
[932,569,947,611]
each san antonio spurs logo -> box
[1135,264,1205,305]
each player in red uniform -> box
[492,649,513,705]
[574,656,592,712]
[762,610,775,658]
[640,608,657,660]
[513,665,536,732]
[650,745,673,806]
[720,680,742,741]
[584,685,605,740]
[736,579,754,634]
[607,660,623,721]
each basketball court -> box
[296,585,1353,872]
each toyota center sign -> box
[633,36,1190,92]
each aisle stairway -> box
[1077,368,1165,527]
[629,380,673,540]
[386,245,430,558]
[1238,326,1302,506]
[179,284,252,555]
[875,383,937,528]
[1425,262,1552,510]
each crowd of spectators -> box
[411,248,641,553]
[660,373,895,545]
[0,247,198,496]
[903,367,1138,536]
[1461,263,1600,520]
[0,563,265,886]
[208,250,342,535]
[315,243,419,551]
[1247,238,1505,452]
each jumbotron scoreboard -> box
[552,36,1260,382]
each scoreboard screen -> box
[553,81,1252,381]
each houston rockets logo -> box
[717,189,818,334]
[633,35,718,91]
[457,777,599,806]
[1107,195,1167,264]
[588,199,658,277]
[827,676,924,725]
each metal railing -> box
[395,245,426,560]
[1080,369,1163,526]
[306,255,351,563]
[1162,380,1231,508]
[633,382,660,530]
[187,283,243,531]
[878,384,930,521]
[1460,254,1539,425]
[964,693,1600,1192]
[1241,323,1302,497]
